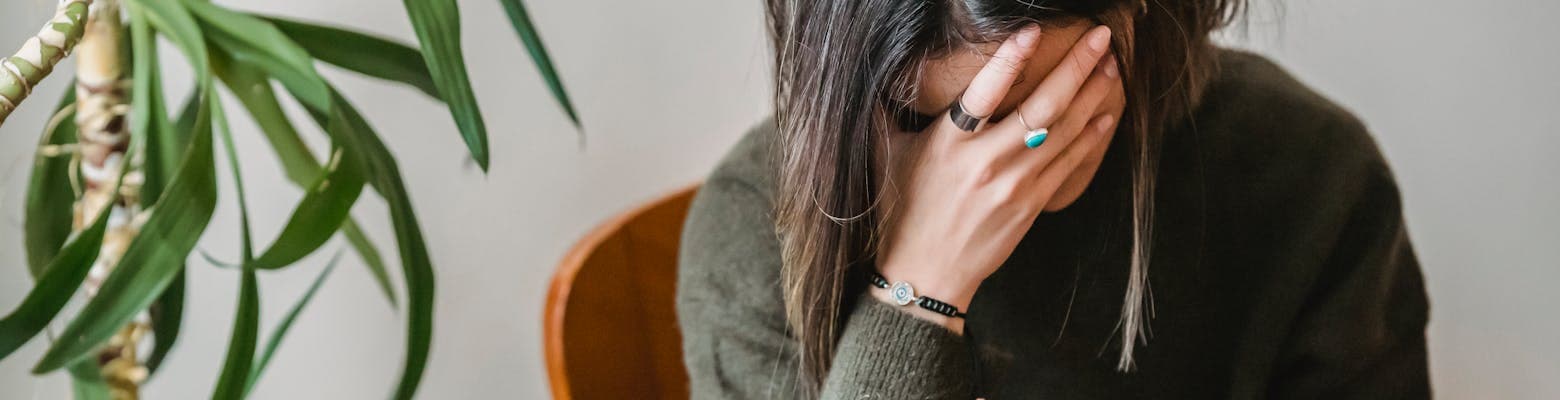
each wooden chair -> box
[545,185,699,400]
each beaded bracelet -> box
[867,271,967,319]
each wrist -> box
[875,262,982,311]
[868,287,966,334]
[865,267,981,334]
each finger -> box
[944,24,1041,133]
[1016,54,1117,169]
[1030,114,1117,207]
[986,52,1117,171]
[1010,25,1112,133]
[1044,76,1124,211]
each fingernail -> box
[1104,57,1119,78]
[1017,24,1041,46]
[1089,26,1111,52]
[1097,114,1117,132]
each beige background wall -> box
[1,0,1555,398]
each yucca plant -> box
[0,0,577,398]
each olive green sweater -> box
[676,50,1431,399]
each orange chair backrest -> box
[544,185,698,400]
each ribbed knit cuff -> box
[820,294,976,399]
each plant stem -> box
[0,0,92,126]
[70,1,146,399]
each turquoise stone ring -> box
[1024,128,1049,149]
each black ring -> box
[947,96,985,132]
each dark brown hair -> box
[765,0,1247,394]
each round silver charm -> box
[889,281,916,306]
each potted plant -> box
[0,0,577,398]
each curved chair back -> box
[545,185,698,400]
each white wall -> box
[0,0,1554,399]
[1219,2,1560,398]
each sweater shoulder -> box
[1184,50,1393,194]
[705,117,781,202]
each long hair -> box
[766,0,1247,394]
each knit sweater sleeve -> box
[820,296,979,399]
[678,171,978,399]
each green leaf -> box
[200,12,435,395]
[215,49,397,306]
[145,72,203,378]
[498,0,580,127]
[184,0,329,111]
[22,82,114,399]
[263,16,440,99]
[210,49,367,271]
[250,147,365,270]
[143,90,201,377]
[212,264,258,400]
[213,52,318,185]
[68,361,112,400]
[0,188,112,360]
[211,96,261,400]
[292,89,436,400]
[342,220,397,307]
[145,270,185,374]
[174,91,201,135]
[200,248,239,269]
[23,84,77,277]
[128,0,209,82]
[33,89,218,374]
[246,251,339,395]
[402,0,491,170]
[130,4,177,205]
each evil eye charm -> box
[889,281,916,306]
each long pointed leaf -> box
[68,362,112,400]
[24,84,78,277]
[497,0,579,127]
[144,270,184,374]
[263,16,439,99]
[342,220,396,307]
[245,252,339,395]
[249,149,364,270]
[402,0,491,170]
[0,191,112,360]
[32,90,217,374]
[184,0,329,111]
[216,49,396,305]
[24,80,112,400]
[127,0,208,82]
[130,7,177,204]
[210,50,367,271]
[20,87,113,396]
[214,55,317,185]
[191,6,436,395]
[211,97,260,400]
[293,89,435,400]
[211,252,258,400]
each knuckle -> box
[1068,57,1093,80]
[970,165,999,187]
[991,56,1024,75]
[989,181,1021,204]
[963,92,998,111]
[1027,100,1058,124]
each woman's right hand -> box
[874,24,1123,333]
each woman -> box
[677,0,1430,398]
